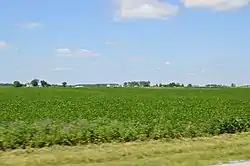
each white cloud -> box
[114,0,179,20]
[0,41,9,50]
[17,22,42,29]
[56,48,72,57]
[56,48,71,54]
[182,0,250,11]
[56,48,99,58]
[164,61,171,65]
[51,67,71,72]
[78,49,100,57]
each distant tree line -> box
[0,83,12,87]
[123,81,151,87]
[122,81,238,88]
[154,82,185,88]
[13,79,68,88]
[0,79,240,89]
[205,84,226,88]
[75,83,119,87]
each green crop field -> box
[1,87,250,150]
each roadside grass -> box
[1,133,250,166]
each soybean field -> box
[1,87,250,150]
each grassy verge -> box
[1,133,250,166]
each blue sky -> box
[0,0,250,85]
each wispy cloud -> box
[56,48,72,57]
[56,48,100,58]
[114,0,179,20]
[182,0,250,11]
[17,22,42,29]
[0,41,9,50]
[51,67,71,72]
[78,49,100,57]
[164,61,171,65]
[56,48,71,54]
[156,67,161,71]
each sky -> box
[0,0,250,85]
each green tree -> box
[168,82,176,87]
[62,82,67,87]
[31,79,39,87]
[146,81,151,87]
[231,83,236,88]
[123,82,128,87]
[40,80,48,87]
[13,81,22,88]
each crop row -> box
[1,87,250,149]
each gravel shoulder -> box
[214,161,250,166]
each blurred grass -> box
[1,133,250,166]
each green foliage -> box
[123,81,150,87]
[40,80,49,87]
[209,117,250,135]
[62,82,67,87]
[13,81,23,88]
[1,87,250,150]
[231,83,236,88]
[30,79,39,87]
[158,82,184,87]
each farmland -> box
[1,87,250,150]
